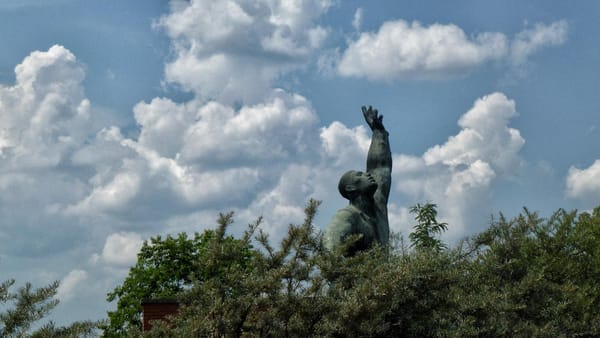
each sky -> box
[1,0,599,326]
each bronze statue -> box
[324,106,392,255]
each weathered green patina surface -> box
[324,106,392,255]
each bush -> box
[121,203,600,337]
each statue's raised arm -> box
[324,105,392,255]
[362,106,392,202]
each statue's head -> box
[338,170,377,201]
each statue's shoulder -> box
[327,206,358,229]
[325,206,361,251]
[334,206,359,220]
[325,205,376,254]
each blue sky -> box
[1,0,599,326]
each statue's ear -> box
[345,184,357,197]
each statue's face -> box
[350,171,377,194]
[338,170,378,199]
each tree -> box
[103,225,254,336]
[409,202,448,252]
[450,206,600,337]
[0,279,59,337]
[0,278,97,337]
[30,320,98,338]
[143,199,466,337]
[126,202,600,337]
[144,199,328,337]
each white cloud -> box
[97,232,143,267]
[179,90,319,165]
[111,0,339,241]
[157,0,332,103]
[0,45,92,168]
[511,20,568,65]
[134,97,191,158]
[320,121,370,167]
[65,89,319,219]
[338,20,507,80]
[445,160,495,198]
[241,164,316,237]
[352,8,363,31]
[387,203,413,239]
[337,20,567,81]
[393,92,524,239]
[15,4,329,254]
[56,0,330,228]
[56,269,88,302]
[71,126,133,166]
[0,45,118,259]
[67,147,264,219]
[566,159,600,202]
[423,92,524,173]
[69,169,141,214]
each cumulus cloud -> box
[337,19,567,81]
[394,93,524,239]
[423,92,524,173]
[133,97,191,158]
[56,269,88,302]
[69,169,141,215]
[66,89,319,220]
[71,0,333,229]
[320,122,370,167]
[95,232,143,267]
[387,203,413,240]
[22,2,334,251]
[62,0,336,243]
[156,0,332,103]
[178,90,318,165]
[59,0,332,232]
[0,45,92,168]
[71,126,133,166]
[338,20,507,80]
[566,159,600,202]
[0,45,113,258]
[241,164,316,235]
[511,20,568,65]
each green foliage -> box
[1,279,100,337]
[30,320,100,338]
[451,206,600,336]
[169,200,324,337]
[141,199,463,337]
[115,202,600,337]
[103,226,253,336]
[409,202,448,252]
[0,280,59,337]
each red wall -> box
[141,300,180,331]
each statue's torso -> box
[324,203,385,254]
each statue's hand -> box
[362,105,384,131]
